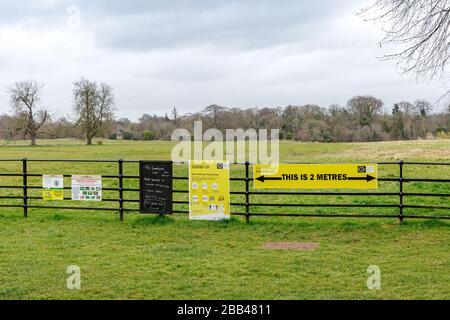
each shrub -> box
[436,131,449,139]
[143,130,156,141]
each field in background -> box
[1,138,450,162]
[0,139,449,299]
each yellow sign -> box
[42,175,64,200]
[189,160,231,220]
[254,164,378,189]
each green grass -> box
[0,139,449,299]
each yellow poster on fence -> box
[189,160,230,220]
[42,175,64,200]
[254,164,378,189]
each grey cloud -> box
[0,0,446,119]
[0,0,360,52]
[0,1,68,24]
[87,0,351,51]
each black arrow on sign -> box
[256,175,282,183]
[257,175,376,183]
[347,175,376,182]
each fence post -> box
[22,158,28,218]
[118,159,124,221]
[245,161,250,223]
[399,160,404,224]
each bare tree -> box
[414,99,433,116]
[172,107,178,122]
[8,80,49,145]
[347,96,384,127]
[361,0,450,79]
[73,78,115,145]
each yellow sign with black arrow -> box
[253,164,378,189]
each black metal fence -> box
[0,158,449,223]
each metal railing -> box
[0,159,449,223]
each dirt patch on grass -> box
[263,242,319,251]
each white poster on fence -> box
[42,175,64,201]
[71,175,102,201]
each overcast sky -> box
[0,0,448,120]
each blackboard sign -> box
[139,161,173,214]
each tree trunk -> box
[87,136,93,145]
[31,135,36,146]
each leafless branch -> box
[7,80,50,145]
[360,0,450,79]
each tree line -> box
[1,80,450,145]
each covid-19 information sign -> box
[189,160,230,221]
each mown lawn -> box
[0,139,449,299]
[0,212,448,299]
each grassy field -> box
[0,139,449,299]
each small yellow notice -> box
[42,175,64,200]
[189,160,231,220]
[253,164,378,189]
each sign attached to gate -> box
[42,175,64,200]
[72,175,102,201]
[189,160,230,220]
[139,161,173,214]
[253,164,378,189]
